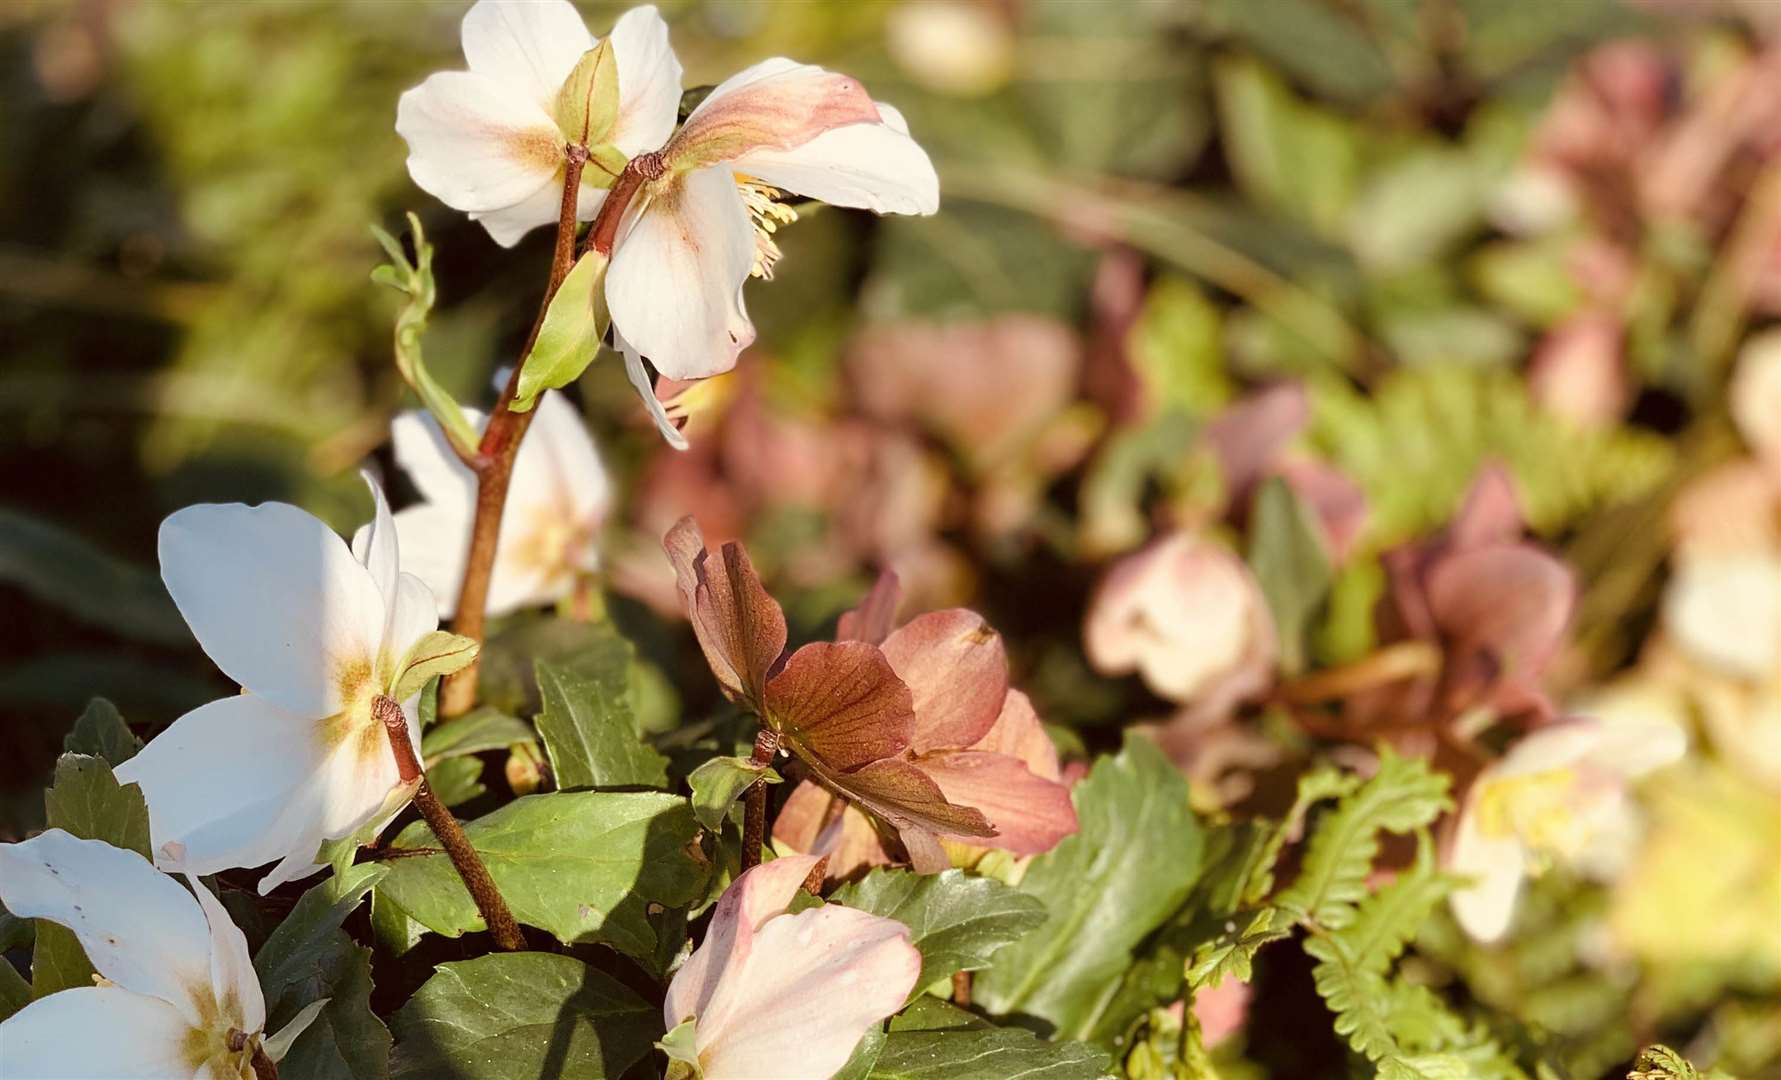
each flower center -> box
[320,655,391,765]
[735,174,798,280]
[1475,767,1595,864]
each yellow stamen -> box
[735,175,798,280]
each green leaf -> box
[512,251,610,413]
[1213,55,1363,238]
[421,708,534,764]
[686,755,781,832]
[0,508,186,645]
[64,697,142,765]
[0,958,29,1022]
[427,756,486,808]
[376,213,479,459]
[1275,749,1449,929]
[391,633,480,702]
[255,866,391,1080]
[1320,833,1453,978]
[833,869,1048,991]
[374,791,706,958]
[390,953,657,1080]
[34,754,153,997]
[976,735,1204,1040]
[1246,477,1333,676]
[868,999,1114,1079]
[1185,907,1291,990]
[534,659,669,791]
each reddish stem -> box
[741,727,781,871]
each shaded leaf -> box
[1247,477,1333,675]
[687,755,780,832]
[534,659,669,791]
[389,953,656,1080]
[63,697,142,765]
[833,869,1048,991]
[0,508,185,645]
[0,959,29,1022]
[421,708,534,764]
[427,756,487,808]
[375,791,706,958]
[870,998,1113,1079]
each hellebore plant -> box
[1449,715,1686,942]
[379,390,611,618]
[664,517,1039,872]
[659,854,920,1080]
[775,571,1079,881]
[0,830,318,1079]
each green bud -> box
[554,38,619,150]
[389,631,480,703]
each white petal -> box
[1447,794,1527,943]
[392,409,481,512]
[618,329,689,450]
[1664,552,1781,681]
[0,830,213,1015]
[1493,720,1604,781]
[159,501,385,717]
[114,694,334,882]
[390,571,443,656]
[607,167,757,380]
[354,472,403,645]
[187,875,266,1034]
[0,986,195,1078]
[665,855,820,1032]
[608,5,684,156]
[521,391,611,526]
[736,106,938,216]
[694,905,920,1080]
[389,503,473,619]
[472,177,601,247]
[460,0,592,111]
[396,71,564,216]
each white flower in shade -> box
[377,391,611,617]
[1732,330,1781,476]
[0,830,316,1078]
[115,476,438,893]
[661,854,920,1080]
[1449,715,1686,942]
[396,0,682,246]
[611,55,939,447]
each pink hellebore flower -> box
[1083,530,1275,713]
[1449,715,1685,942]
[663,854,919,1080]
[396,1,682,246]
[775,573,1079,880]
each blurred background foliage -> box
[2,0,1779,1075]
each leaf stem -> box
[250,1047,279,1080]
[440,148,658,717]
[741,726,780,871]
[376,694,525,951]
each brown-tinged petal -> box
[666,59,883,173]
[880,609,1008,752]
[1427,544,1575,682]
[1276,458,1369,563]
[1204,382,1309,501]
[1448,463,1523,550]
[967,689,1061,781]
[766,641,914,772]
[663,516,787,710]
[771,781,896,882]
[811,757,994,842]
[836,570,902,646]
[916,749,1077,855]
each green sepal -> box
[390,630,481,702]
[511,249,610,413]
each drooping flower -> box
[775,571,1078,881]
[1448,715,1685,942]
[396,0,681,246]
[116,476,440,893]
[0,830,316,1078]
[663,518,996,869]
[611,52,939,445]
[376,391,611,617]
[1084,530,1276,711]
[661,854,919,1080]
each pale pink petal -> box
[968,688,1061,781]
[670,58,884,172]
[606,166,757,381]
[0,986,195,1078]
[1493,719,1605,780]
[771,782,896,882]
[1449,463,1523,549]
[1204,382,1308,499]
[879,609,1008,753]
[396,71,563,217]
[693,905,919,1080]
[836,570,901,647]
[1427,544,1574,680]
[0,830,212,1019]
[664,855,821,1033]
[608,5,684,156]
[918,749,1077,855]
[460,0,592,111]
[734,105,938,216]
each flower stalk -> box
[442,148,655,715]
[742,726,781,871]
[376,694,525,951]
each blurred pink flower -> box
[663,854,919,1080]
[1529,311,1628,427]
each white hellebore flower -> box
[661,854,920,1080]
[376,391,611,617]
[0,830,319,1078]
[1449,715,1686,942]
[116,476,439,894]
[609,43,940,448]
[396,0,682,246]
